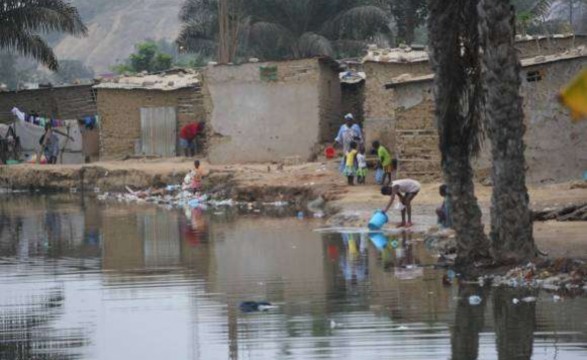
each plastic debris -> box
[513,298,520,305]
[521,296,537,303]
[468,295,482,306]
[239,301,274,313]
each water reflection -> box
[0,194,585,360]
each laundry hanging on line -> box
[10,107,99,129]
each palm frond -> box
[0,29,57,70]
[176,21,218,56]
[322,5,391,40]
[179,0,218,23]
[296,32,334,57]
[0,0,86,35]
[0,0,86,70]
[528,0,554,17]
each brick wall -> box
[97,87,207,159]
[388,56,587,183]
[0,85,97,123]
[363,61,431,153]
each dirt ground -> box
[2,157,587,258]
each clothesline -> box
[11,107,99,129]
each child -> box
[344,141,358,186]
[436,184,451,228]
[356,145,367,184]
[372,141,396,186]
[183,160,203,193]
[381,178,421,227]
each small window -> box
[526,70,543,82]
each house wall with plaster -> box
[386,56,587,183]
[204,58,341,164]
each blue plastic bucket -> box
[368,211,388,230]
[369,232,389,251]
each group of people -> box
[333,113,449,229]
[333,114,397,187]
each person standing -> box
[343,141,359,186]
[372,141,396,186]
[333,113,363,172]
[179,122,204,157]
[40,123,59,164]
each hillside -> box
[53,0,185,74]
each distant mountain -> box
[53,0,185,74]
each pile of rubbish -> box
[97,184,289,212]
[444,259,587,294]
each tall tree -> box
[0,0,86,71]
[177,0,391,62]
[389,0,427,45]
[427,0,491,267]
[112,41,173,74]
[479,0,537,262]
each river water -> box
[0,194,586,360]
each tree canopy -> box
[0,0,87,70]
[113,41,174,74]
[177,0,394,63]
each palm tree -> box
[177,0,392,63]
[427,0,491,267]
[478,0,537,263]
[513,0,553,35]
[389,0,427,45]
[0,0,87,71]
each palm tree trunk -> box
[218,0,231,63]
[443,149,489,266]
[478,0,536,262]
[428,0,491,267]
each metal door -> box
[140,107,177,157]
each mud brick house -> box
[383,48,587,183]
[95,69,208,159]
[0,84,99,162]
[0,84,97,123]
[203,57,342,164]
[361,34,587,155]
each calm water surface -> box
[0,194,586,360]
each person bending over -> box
[381,178,421,227]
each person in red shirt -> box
[179,122,203,157]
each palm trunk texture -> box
[478,0,536,262]
[427,0,491,267]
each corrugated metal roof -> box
[94,68,200,91]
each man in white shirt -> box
[381,179,421,227]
